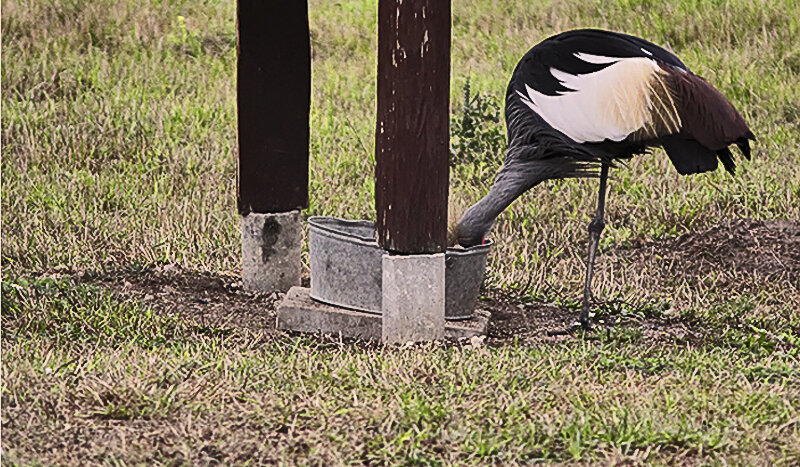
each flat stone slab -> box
[276,287,489,341]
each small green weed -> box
[450,78,505,168]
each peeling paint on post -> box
[375,0,450,254]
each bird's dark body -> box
[456,30,756,332]
[503,29,753,180]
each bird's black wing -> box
[513,29,688,98]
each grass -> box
[3,278,799,464]
[2,0,799,464]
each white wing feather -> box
[517,56,680,144]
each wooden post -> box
[237,1,310,292]
[375,0,450,254]
[237,1,310,215]
[376,0,450,343]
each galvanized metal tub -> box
[308,216,491,320]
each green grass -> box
[2,278,190,347]
[2,0,800,464]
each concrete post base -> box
[381,253,445,344]
[241,211,301,293]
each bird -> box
[454,28,755,333]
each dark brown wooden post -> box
[237,1,310,292]
[375,0,451,254]
[237,1,310,214]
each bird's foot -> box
[547,319,593,337]
[547,305,594,336]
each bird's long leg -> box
[548,163,609,336]
[578,163,610,330]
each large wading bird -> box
[455,29,755,333]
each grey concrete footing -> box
[276,287,489,341]
[381,253,445,344]
[241,211,301,293]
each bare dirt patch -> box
[478,292,700,345]
[623,218,800,285]
[73,218,800,345]
[70,267,682,347]
[75,265,590,344]
[76,265,282,332]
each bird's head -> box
[448,196,489,248]
[448,204,494,248]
